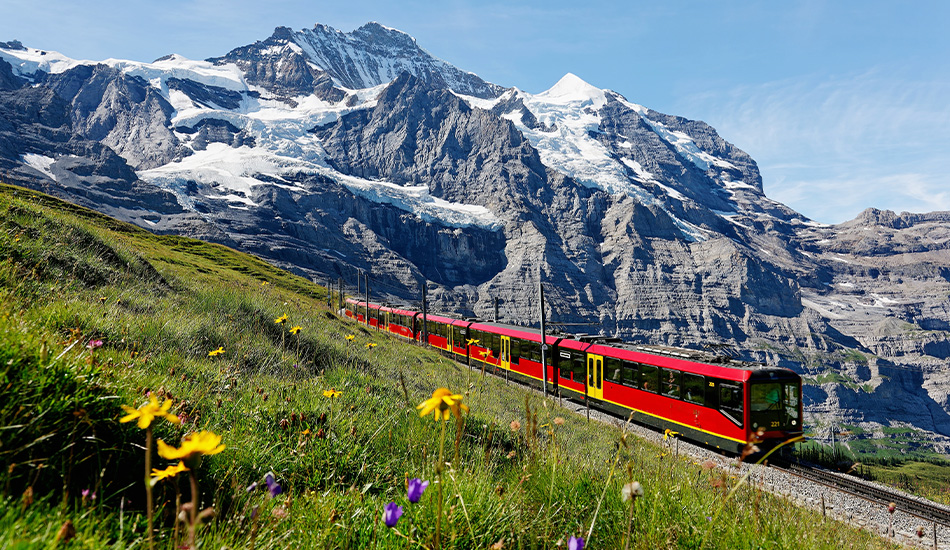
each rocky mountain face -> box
[1,26,949,450]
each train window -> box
[750,383,781,412]
[511,339,520,365]
[572,353,585,383]
[720,383,743,420]
[784,383,799,420]
[491,333,501,356]
[524,342,539,363]
[605,358,622,383]
[682,373,704,405]
[639,365,658,393]
[622,361,639,387]
[661,369,681,399]
[559,350,573,379]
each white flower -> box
[621,481,644,502]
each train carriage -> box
[465,321,560,387]
[416,315,474,359]
[383,306,417,340]
[569,342,802,453]
[344,298,386,328]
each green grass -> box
[863,460,950,505]
[0,183,901,549]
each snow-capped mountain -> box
[2,25,950,447]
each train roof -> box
[467,320,568,346]
[357,306,798,381]
[464,320,794,380]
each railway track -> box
[772,460,950,528]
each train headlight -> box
[792,420,797,426]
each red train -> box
[344,298,803,453]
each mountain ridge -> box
[2,22,950,449]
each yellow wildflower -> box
[663,429,680,440]
[323,388,342,399]
[150,461,189,486]
[274,314,288,324]
[365,342,377,349]
[345,334,355,341]
[466,338,480,346]
[417,388,468,422]
[261,281,269,286]
[120,395,180,429]
[157,430,225,468]
[208,346,225,357]
[288,326,302,335]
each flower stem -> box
[436,420,447,550]
[145,427,154,550]
[188,470,200,548]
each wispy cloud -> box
[676,67,950,223]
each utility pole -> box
[338,278,344,312]
[539,282,548,398]
[421,280,429,345]
[326,276,332,309]
[364,271,370,328]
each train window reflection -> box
[639,365,658,393]
[682,373,704,405]
[751,383,781,412]
[720,383,743,418]
[606,358,622,383]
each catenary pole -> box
[421,280,428,345]
[539,282,548,398]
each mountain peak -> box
[538,73,606,105]
[355,21,417,43]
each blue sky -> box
[2,0,948,224]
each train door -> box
[500,336,511,371]
[586,353,604,400]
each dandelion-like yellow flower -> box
[150,461,189,486]
[120,395,180,429]
[288,326,302,335]
[157,430,225,468]
[323,388,342,399]
[663,429,680,440]
[274,314,288,324]
[365,342,377,349]
[466,338,480,346]
[208,346,225,357]
[261,281,269,286]
[344,334,355,341]
[417,388,468,422]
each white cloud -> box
[675,68,950,223]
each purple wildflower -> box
[87,339,103,350]
[383,502,403,528]
[568,536,585,550]
[264,472,282,498]
[245,481,259,493]
[407,478,429,503]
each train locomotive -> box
[344,298,803,453]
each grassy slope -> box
[0,183,898,549]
